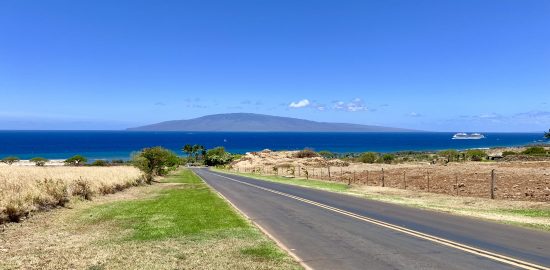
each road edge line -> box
[192,169,313,270]
[207,169,549,270]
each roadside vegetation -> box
[131,146,180,183]
[0,169,301,269]
[0,166,143,224]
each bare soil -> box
[231,150,550,202]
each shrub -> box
[30,157,49,166]
[466,149,487,161]
[4,198,27,223]
[91,160,110,166]
[65,155,87,166]
[295,149,319,158]
[381,154,396,164]
[502,151,517,156]
[545,129,549,139]
[318,151,337,159]
[1,156,20,165]
[71,178,94,200]
[204,147,233,166]
[358,152,378,163]
[132,146,180,183]
[111,159,125,164]
[35,178,69,207]
[438,149,460,162]
[522,146,547,155]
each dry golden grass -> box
[0,166,144,223]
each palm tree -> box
[182,144,193,158]
[192,144,205,161]
[545,129,550,139]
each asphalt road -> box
[193,168,550,270]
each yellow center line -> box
[205,170,550,270]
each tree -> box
[132,147,179,183]
[30,157,49,166]
[204,147,233,166]
[358,152,378,163]
[545,129,550,139]
[192,144,206,161]
[182,144,193,158]
[65,155,87,166]
[1,156,20,165]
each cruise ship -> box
[452,133,485,139]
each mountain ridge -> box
[127,113,417,132]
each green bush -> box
[381,154,396,164]
[358,152,378,163]
[132,146,180,183]
[30,157,49,166]
[204,147,233,166]
[64,155,87,166]
[544,129,549,139]
[522,146,547,155]
[502,151,517,157]
[318,151,337,159]
[466,149,487,161]
[438,149,460,162]
[111,159,125,164]
[1,156,20,165]
[91,160,110,166]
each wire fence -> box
[232,165,550,202]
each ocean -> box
[0,131,547,160]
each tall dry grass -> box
[0,166,144,223]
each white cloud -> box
[333,98,368,112]
[289,99,310,108]
[333,101,345,110]
[408,112,422,117]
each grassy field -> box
[0,166,144,224]
[216,169,550,232]
[0,169,301,269]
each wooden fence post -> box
[328,166,331,180]
[366,170,369,185]
[490,169,495,199]
[427,169,430,192]
[455,174,459,196]
[403,171,406,189]
[353,171,356,184]
[381,168,385,187]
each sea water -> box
[0,131,546,160]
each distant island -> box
[127,113,415,132]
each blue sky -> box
[0,0,549,132]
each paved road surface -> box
[193,168,550,270]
